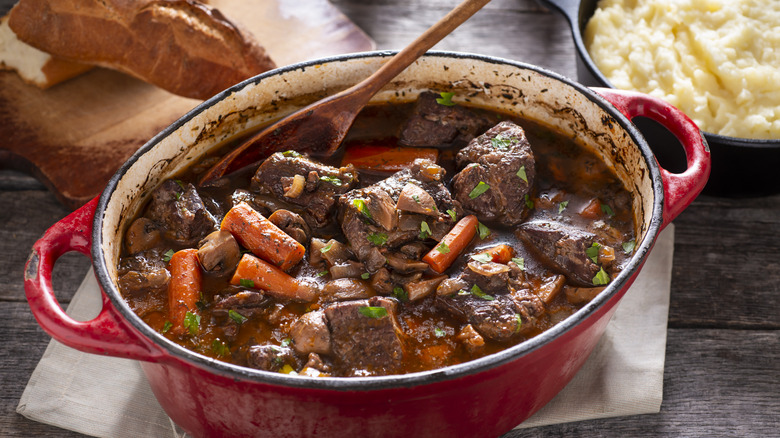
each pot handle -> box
[592,87,711,226]
[24,197,162,362]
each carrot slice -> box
[221,202,305,271]
[342,144,438,172]
[167,248,202,336]
[231,253,316,302]
[423,215,479,274]
[474,244,515,265]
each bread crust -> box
[8,0,276,99]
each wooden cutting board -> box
[0,0,374,210]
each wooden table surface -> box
[1,1,777,437]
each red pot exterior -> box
[142,276,633,438]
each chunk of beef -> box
[452,121,536,225]
[147,179,217,245]
[212,289,272,319]
[245,344,301,372]
[339,159,462,272]
[399,92,491,148]
[290,310,331,355]
[515,220,602,287]
[251,152,357,228]
[323,296,405,375]
[117,250,170,297]
[436,292,523,343]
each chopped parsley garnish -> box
[434,328,447,338]
[353,198,372,219]
[491,134,517,150]
[558,200,569,214]
[437,241,451,254]
[393,286,409,302]
[436,91,456,106]
[316,270,329,277]
[623,240,636,254]
[477,221,490,240]
[367,232,388,246]
[174,179,187,191]
[162,249,175,263]
[281,150,301,158]
[319,175,342,186]
[412,194,421,203]
[212,339,229,357]
[511,257,525,270]
[228,310,248,325]
[320,242,333,253]
[593,267,611,286]
[524,194,534,209]
[183,311,200,336]
[359,306,388,318]
[469,181,490,199]
[446,209,457,222]
[601,203,615,217]
[516,165,528,183]
[239,278,255,288]
[361,272,370,280]
[471,253,493,264]
[514,314,523,333]
[161,321,172,334]
[586,242,601,264]
[280,338,292,348]
[469,284,494,301]
[419,221,431,240]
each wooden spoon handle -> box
[353,0,492,98]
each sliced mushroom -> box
[364,190,397,231]
[125,217,162,254]
[321,278,375,302]
[385,253,430,274]
[319,239,355,266]
[397,183,438,216]
[329,261,366,279]
[197,230,241,274]
[467,260,511,277]
[268,209,311,245]
[290,310,332,355]
[370,268,393,295]
[405,275,447,301]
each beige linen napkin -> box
[17,226,675,437]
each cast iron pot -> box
[25,52,710,438]
[541,0,780,196]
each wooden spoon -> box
[198,0,491,186]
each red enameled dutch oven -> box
[24,52,710,438]
[540,0,780,196]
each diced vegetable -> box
[231,253,316,302]
[473,244,514,265]
[342,144,438,172]
[423,215,479,273]
[221,202,305,271]
[167,249,202,336]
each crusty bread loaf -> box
[8,0,276,99]
[0,13,93,88]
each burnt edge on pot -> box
[93,51,666,391]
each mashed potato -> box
[585,0,780,139]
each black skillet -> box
[541,0,780,196]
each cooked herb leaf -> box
[436,91,456,106]
[320,175,343,186]
[359,306,388,318]
[470,284,494,301]
[281,338,292,348]
[163,249,175,263]
[353,198,372,219]
[228,310,248,325]
[477,221,491,239]
[419,221,431,240]
[623,239,636,254]
[469,181,490,199]
[212,339,229,357]
[393,286,409,302]
[434,328,447,338]
[558,200,569,214]
[437,241,451,254]
[586,242,601,264]
[361,272,370,280]
[524,194,534,209]
[320,242,333,253]
[511,257,525,270]
[281,150,301,158]
[412,194,421,203]
[593,267,611,286]
[601,203,615,217]
[161,321,172,334]
[514,314,523,333]
[516,165,528,183]
[446,209,457,222]
[491,135,516,150]
[471,253,492,264]
[367,232,388,246]
[316,270,329,277]
[183,311,201,336]
[239,278,255,288]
